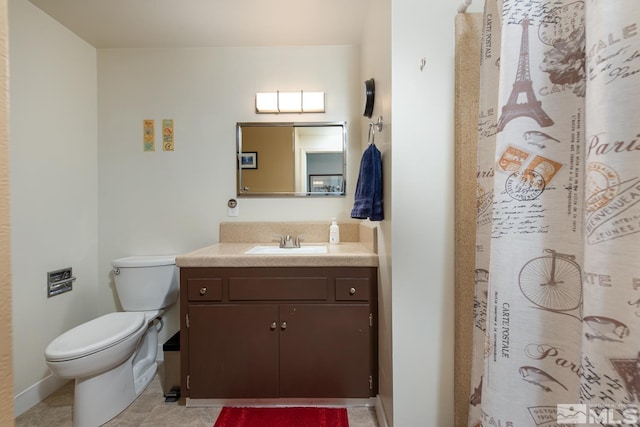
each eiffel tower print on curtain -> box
[497,19,554,132]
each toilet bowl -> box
[44,255,178,427]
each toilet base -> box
[73,351,157,427]
[71,322,159,427]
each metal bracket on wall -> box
[367,116,383,145]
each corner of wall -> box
[0,0,13,422]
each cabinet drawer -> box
[335,278,370,301]
[229,277,328,301]
[188,278,222,301]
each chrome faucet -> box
[273,234,306,248]
[295,234,307,247]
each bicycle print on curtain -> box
[468,1,640,426]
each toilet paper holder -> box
[47,267,76,297]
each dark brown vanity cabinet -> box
[179,267,378,400]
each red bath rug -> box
[213,406,349,427]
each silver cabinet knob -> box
[349,287,357,295]
[199,287,207,296]
[270,322,277,330]
[281,321,287,330]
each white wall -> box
[97,46,362,344]
[0,0,14,421]
[8,0,98,411]
[7,0,492,423]
[391,0,483,425]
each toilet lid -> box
[45,312,146,362]
[111,255,176,268]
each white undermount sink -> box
[244,245,328,255]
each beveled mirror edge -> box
[236,121,347,197]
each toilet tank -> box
[111,255,179,311]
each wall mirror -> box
[236,122,346,197]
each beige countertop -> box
[176,242,378,268]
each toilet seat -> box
[45,312,146,362]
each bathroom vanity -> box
[176,222,379,404]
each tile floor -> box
[15,371,379,426]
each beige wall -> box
[0,0,14,423]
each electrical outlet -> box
[227,198,239,217]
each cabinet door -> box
[188,304,279,398]
[279,304,371,398]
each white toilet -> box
[44,255,179,427]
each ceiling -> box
[28,0,369,48]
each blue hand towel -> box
[351,143,384,221]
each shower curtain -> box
[468,1,640,426]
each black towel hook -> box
[368,116,383,145]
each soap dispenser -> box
[329,218,340,244]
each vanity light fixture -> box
[255,91,325,113]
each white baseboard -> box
[14,373,69,418]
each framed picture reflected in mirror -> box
[240,152,258,169]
